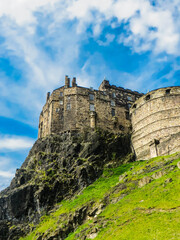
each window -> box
[60,100,63,105]
[67,103,71,110]
[127,96,132,101]
[166,89,171,94]
[145,94,150,101]
[111,100,115,106]
[112,92,116,98]
[125,111,130,120]
[68,96,71,101]
[111,108,115,117]
[90,104,95,111]
[89,94,94,101]
[119,125,124,131]
[56,108,59,112]
[60,92,63,97]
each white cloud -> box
[0,156,16,190]
[0,12,84,125]
[0,0,179,192]
[0,177,13,191]
[0,135,34,151]
[97,34,115,46]
[0,170,14,178]
[0,0,179,126]
[66,0,180,54]
[0,0,59,25]
[0,0,179,56]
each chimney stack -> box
[46,92,50,102]
[72,77,77,87]
[65,75,70,88]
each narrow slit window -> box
[119,125,124,131]
[111,100,115,106]
[60,100,63,105]
[145,94,150,101]
[89,94,94,101]
[125,111,130,120]
[111,108,115,117]
[166,89,171,94]
[67,103,71,110]
[90,104,95,111]
[60,92,63,97]
[112,92,116,98]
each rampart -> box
[130,86,180,160]
[38,76,143,138]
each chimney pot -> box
[46,92,50,102]
[65,75,70,88]
[72,77,77,87]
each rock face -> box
[177,161,180,169]
[0,130,131,240]
[138,176,152,187]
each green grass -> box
[20,162,133,239]
[20,153,180,240]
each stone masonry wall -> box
[130,86,180,160]
[38,78,143,138]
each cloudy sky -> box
[0,0,180,190]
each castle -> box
[130,86,180,160]
[38,76,143,138]
[38,76,180,160]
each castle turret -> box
[99,79,110,91]
[130,86,180,160]
[72,77,77,87]
[65,75,70,88]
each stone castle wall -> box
[38,77,143,138]
[130,86,180,160]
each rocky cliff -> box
[0,130,131,240]
[21,152,180,240]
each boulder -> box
[152,170,166,179]
[138,176,152,187]
[177,161,180,169]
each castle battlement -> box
[38,76,143,138]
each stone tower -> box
[130,86,180,160]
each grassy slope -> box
[20,153,180,240]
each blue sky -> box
[0,0,180,190]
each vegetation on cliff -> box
[0,129,179,240]
[0,129,131,240]
[20,152,180,240]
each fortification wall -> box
[75,87,92,130]
[38,77,143,138]
[130,86,180,160]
